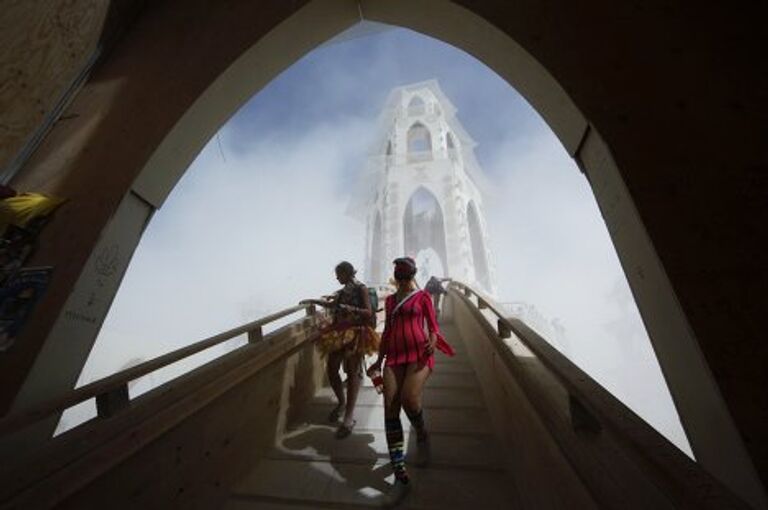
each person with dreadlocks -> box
[367,257,454,503]
[300,261,379,438]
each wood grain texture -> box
[0,0,108,174]
[0,320,323,509]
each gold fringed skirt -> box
[315,319,380,358]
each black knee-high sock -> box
[405,408,426,438]
[385,417,408,482]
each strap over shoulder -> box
[392,289,420,315]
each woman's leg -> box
[342,353,362,428]
[401,363,432,441]
[327,351,345,420]
[383,365,408,483]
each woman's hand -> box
[424,333,437,356]
[367,357,383,375]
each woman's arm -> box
[300,289,341,308]
[299,298,333,308]
[370,297,391,370]
[422,292,439,355]
[350,285,373,318]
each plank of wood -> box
[230,458,516,510]
[1,322,319,508]
[0,305,312,436]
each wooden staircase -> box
[226,322,519,509]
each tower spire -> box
[358,80,496,294]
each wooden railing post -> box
[248,326,263,344]
[478,298,488,310]
[305,304,316,316]
[463,287,472,298]
[0,303,314,437]
[96,384,130,419]
[497,319,512,339]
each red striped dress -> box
[381,289,454,369]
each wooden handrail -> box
[448,281,751,509]
[0,303,316,436]
[450,282,589,391]
[450,280,648,434]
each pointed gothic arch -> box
[408,95,426,115]
[446,131,458,160]
[467,201,491,290]
[370,211,383,284]
[407,122,432,161]
[403,187,448,281]
[7,3,764,499]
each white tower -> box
[351,80,497,294]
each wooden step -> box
[268,424,505,471]
[229,458,516,509]
[313,387,485,409]
[425,371,480,389]
[296,404,495,436]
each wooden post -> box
[463,287,472,298]
[305,304,316,316]
[478,299,488,310]
[498,319,512,339]
[248,326,263,344]
[96,384,130,418]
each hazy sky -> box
[70,24,690,453]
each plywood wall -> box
[0,0,109,177]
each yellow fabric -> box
[0,193,65,235]
[316,320,380,357]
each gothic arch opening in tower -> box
[446,132,457,160]
[406,122,432,161]
[467,200,491,290]
[370,211,383,284]
[407,95,426,115]
[64,23,693,462]
[403,186,448,286]
[446,132,455,149]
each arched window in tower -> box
[446,132,457,160]
[467,201,491,290]
[407,122,432,162]
[408,95,426,116]
[370,211,383,284]
[403,187,448,286]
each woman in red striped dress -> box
[367,257,454,500]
